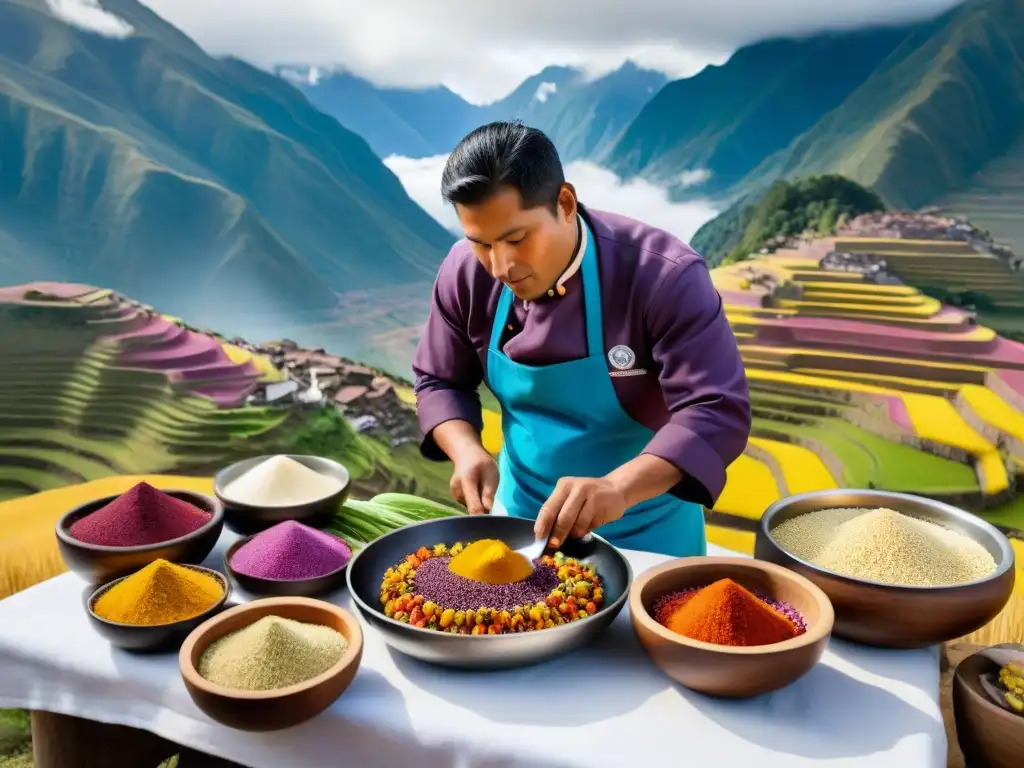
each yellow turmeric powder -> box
[93,559,224,626]
[448,539,533,584]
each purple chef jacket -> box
[412,206,751,507]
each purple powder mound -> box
[412,556,560,611]
[230,520,352,580]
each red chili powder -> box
[68,482,212,547]
[656,578,798,647]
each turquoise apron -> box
[486,219,706,557]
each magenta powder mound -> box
[68,482,211,547]
[230,520,353,580]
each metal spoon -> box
[514,537,551,567]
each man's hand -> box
[450,447,499,515]
[534,477,628,548]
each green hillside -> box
[606,28,911,196]
[0,0,453,338]
[735,0,1024,209]
[692,176,885,265]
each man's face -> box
[455,185,577,301]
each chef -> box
[412,121,751,557]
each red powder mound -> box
[661,578,797,647]
[68,482,212,547]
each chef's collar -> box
[530,214,586,303]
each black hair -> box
[441,121,565,213]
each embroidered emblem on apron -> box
[607,345,636,371]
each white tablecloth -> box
[0,534,946,768]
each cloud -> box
[534,82,558,104]
[139,0,961,103]
[383,154,719,244]
[47,0,133,38]
[382,155,462,234]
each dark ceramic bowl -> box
[953,644,1024,768]
[223,533,351,598]
[56,490,225,584]
[214,455,350,535]
[630,556,833,698]
[86,565,231,653]
[179,597,363,732]
[346,515,632,670]
[756,489,1016,648]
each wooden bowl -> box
[179,597,363,732]
[86,565,230,653]
[214,455,350,535]
[56,490,224,584]
[953,645,1024,768]
[630,556,833,698]
[223,534,351,598]
[756,489,1016,648]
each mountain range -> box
[604,0,1024,224]
[279,62,668,161]
[1,0,1021,377]
[0,0,453,343]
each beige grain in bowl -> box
[179,597,363,732]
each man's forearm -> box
[605,454,683,508]
[432,419,488,463]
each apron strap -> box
[488,285,514,352]
[580,218,603,358]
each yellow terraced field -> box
[715,454,781,520]
[221,343,286,383]
[791,368,957,392]
[775,298,942,316]
[798,282,919,295]
[747,437,838,493]
[959,384,1024,442]
[706,525,756,555]
[741,345,989,374]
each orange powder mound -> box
[662,578,798,647]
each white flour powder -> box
[223,456,343,506]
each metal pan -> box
[346,515,632,670]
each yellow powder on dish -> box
[448,539,533,584]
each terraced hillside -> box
[935,134,1024,257]
[0,282,295,501]
[708,236,1024,548]
[827,237,1024,311]
[0,282,454,599]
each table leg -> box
[30,711,243,768]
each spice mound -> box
[230,520,352,581]
[380,542,605,634]
[772,507,997,587]
[994,660,1024,715]
[447,539,532,584]
[69,482,211,547]
[198,615,348,691]
[93,559,224,626]
[654,578,802,647]
[222,455,343,507]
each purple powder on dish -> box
[654,586,807,634]
[412,556,560,611]
[230,520,352,580]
